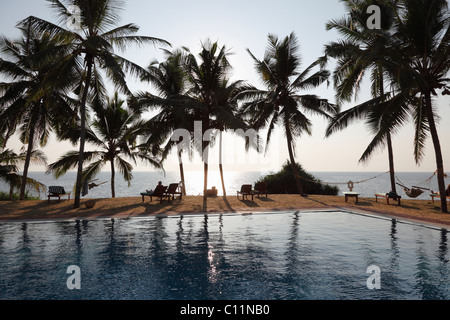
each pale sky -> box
[1,0,449,174]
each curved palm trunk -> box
[379,75,397,194]
[19,126,35,200]
[74,59,93,208]
[110,159,115,198]
[203,119,210,201]
[219,130,226,197]
[386,131,397,194]
[179,161,186,196]
[285,120,304,195]
[424,91,447,213]
[177,146,186,196]
[203,140,209,200]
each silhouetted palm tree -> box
[182,41,249,199]
[0,148,46,200]
[136,43,249,199]
[387,0,449,212]
[324,0,402,194]
[135,50,190,195]
[240,33,338,195]
[326,0,449,213]
[47,92,161,198]
[0,21,77,200]
[21,0,169,207]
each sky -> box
[1,0,449,174]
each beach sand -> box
[0,194,449,228]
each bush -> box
[256,161,338,195]
[0,191,41,201]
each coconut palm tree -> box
[213,78,254,196]
[239,32,338,195]
[47,92,162,198]
[0,21,78,200]
[326,0,449,213]
[21,0,170,207]
[0,148,46,200]
[136,43,250,199]
[324,0,402,194]
[135,50,191,196]
[386,0,450,213]
[182,41,250,199]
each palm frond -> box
[46,150,103,178]
[109,34,171,52]
[358,125,388,164]
[292,69,330,91]
[114,156,133,185]
[412,95,429,164]
[81,159,105,185]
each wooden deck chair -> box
[140,185,169,203]
[165,183,183,201]
[47,186,71,203]
[237,184,254,201]
[254,182,268,197]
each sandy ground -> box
[0,194,449,228]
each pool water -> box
[0,210,448,300]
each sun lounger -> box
[375,192,401,205]
[430,193,449,203]
[140,185,170,203]
[343,191,359,203]
[48,186,71,203]
[165,183,183,201]
[237,184,254,201]
[254,182,268,197]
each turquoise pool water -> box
[0,210,448,300]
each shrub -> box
[256,161,338,195]
[0,191,40,201]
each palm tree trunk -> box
[19,18,34,201]
[177,146,186,196]
[179,161,186,196]
[203,140,209,200]
[386,131,397,194]
[285,120,304,195]
[19,126,35,200]
[424,91,447,213]
[74,59,93,208]
[9,183,14,201]
[203,120,210,200]
[379,74,397,194]
[219,130,226,197]
[110,159,115,198]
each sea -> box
[1,170,444,201]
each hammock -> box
[395,173,435,198]
[396,183,424,198]
[82,179,107,196]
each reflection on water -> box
[0,211,448,300]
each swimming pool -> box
[0,210,448,300]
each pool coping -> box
[3,208,448,233]
[342,207,450,231]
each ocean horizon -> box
[2,170,444,202]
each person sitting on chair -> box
[147,181,163,194]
